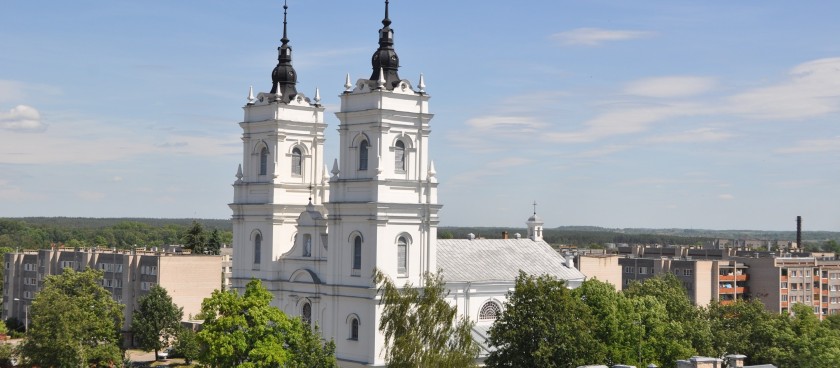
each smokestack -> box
[796,216,802,250]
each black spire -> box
[271,1,298,102]
[369,0,401,90]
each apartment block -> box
[575,245,838,319]
[3,247,222,342]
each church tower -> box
[230,3,328,287]
[316,2,439,364]
[325,0,439,289]
[527,204,544,242]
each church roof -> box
[437,239,586,283]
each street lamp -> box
[12,298,27,332]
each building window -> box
[624,266,632,274]
[352,236,362,275]
[673,268,680,275]
[350,317,359,340]
[397,236,407,276]
[684,269,693,276]
[259,147,269,176]
[791,270,798,277]
[805,270,811,277]
[394,140,405,172]
[791,296,798,302]
[638,267,647,275]
[781,282,788,289]
[302,302,312,325]
[303,234,312,257]
[479,301,502,322]
[359,140,369,171]
[792,283,799,290]
[781,295,788,302]
[254,233,262,264]
[292,148,302,176]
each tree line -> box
[375,272,840,368]
[11,268,336,367]
[0,218,231,250]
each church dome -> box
[528,214,543,222]
[368,0,401,90]
[269,3,299,102]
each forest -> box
[1,217,838,250]
[0,217,231,250]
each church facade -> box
[229,2,585,366]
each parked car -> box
[156,348,171,360]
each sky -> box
[1,1,838,231]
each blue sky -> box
[1,1,838,231]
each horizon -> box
[1,1,838,231]
[2,216,836,234]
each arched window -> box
[352,236,362,272]
[254,233,262,264]
[259,147,269,176]
[359,140,369,171]
[302,302,312,325]
[291,147,302,176]
[397,236,407,275]
[303,234,312,257]
[394,140,405,172]
[350,317,359,340]
[479,301,502,322]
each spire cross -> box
[383,0,391,26]
[308,184,314,202]
[532,201,538,215]
[281,0,289,44]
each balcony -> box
[720,300,735,306]
[719,274,749,282]
[719,287,748,294]
[781,275,788,282]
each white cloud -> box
[544,103,705,143]
[111,176,124,182]
[0,112,239,165]
[776,136,840,154]
[465,115,548,133]
[728,57,840,120]
[77,191,106,201]
[551,28,654,46]
[719,194,735,200]
[645,128,733,143]
[625,76,717,98]
[0,179,46,201]
[574,145,631,158]
[490,157,533,168]
[0,105,46,132]
[0,80,61,103]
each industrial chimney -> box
[796,216,802,250]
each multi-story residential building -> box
[735,255,840,318]
[576,245,837,319]
[3,247,222,342]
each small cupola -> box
[270,1,299,102]
[369,0,401,90]
[526,201,544,242]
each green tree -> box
[486,272,605,368]
[207,228,223,255]
[183,221,207,253]
[374,269,478,368]
[174,327,200,364]
[131,284,183,359]
[197,279,336,367]
[18,268,124,368]
[624,274,713,359]
[707,299,772,364]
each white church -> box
[229,2,586,366]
